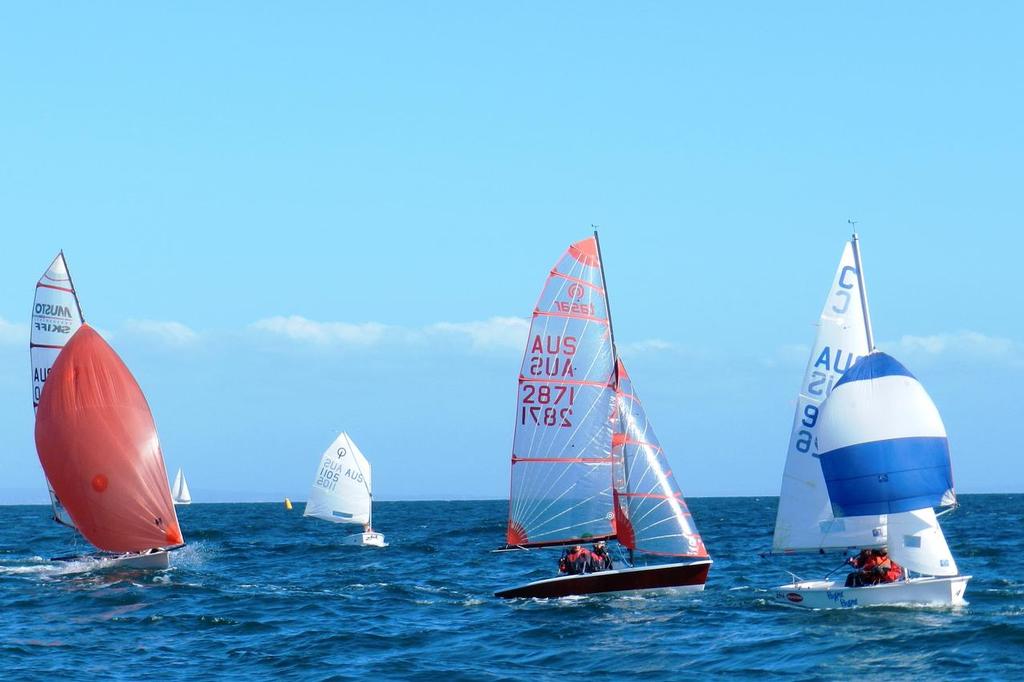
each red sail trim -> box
[35,283,75,294]
[568,237,600,267]
[506,533,617,550]
[512,456,613,463]
[519,376,610,388]
[618,438,663,451]
[34,325,182,553]
[615,391,642,403]
[635,548,710,558]
[612,489,636,549]
[549,270,605,293]
[617,492,684,500]
[532,310,609,324]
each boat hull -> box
[495,559,712,599]
[772,575,971,609]
[51,547,172,570]
[340,532,387,548]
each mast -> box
[592,229,620,379]
[59,251,86,324]
[593,228,632,559]
[849,228,875,352]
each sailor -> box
[870,548,904,584]
[591,540,613,571]
[844,548,879,587]
[558,545,594,575]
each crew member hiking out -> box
[558,545,594,575]
[591,540,613,571]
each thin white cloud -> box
[427,317,529,352]
[882,331,1022,367]
[120,319,200,347]
[0,317,28,345]
[250,315,390,346]
[251,315,529,352]
[618,338,677,356]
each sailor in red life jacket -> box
[558,545,594,575]
[845,547,903,587]
[591,540,613,571]
[870,548,904,584]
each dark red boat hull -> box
[495,559,712,599]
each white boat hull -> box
[772,575,971,609]
[51,547,172,570]
[340,532,387,547]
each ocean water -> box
[0,495,1021,680]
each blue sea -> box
[1,495,1021,680]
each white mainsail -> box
[304,432,372,526]
[172,468,192,505]
[772,240,886,553]
[30,252,85,530]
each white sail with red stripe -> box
[507,237,617,547]
[612,360,707,558]
[30,252,85,529]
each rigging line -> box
[518,460,610,530]
[524,490,613,538]
[519,463,613,531]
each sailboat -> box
[35,325,185,569]
[495,233,710,599]
[769,234,970,608]
[303,432,386,547]
[30,252,84,530]
[171,468,192,505]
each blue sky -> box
[1,3,1021,502]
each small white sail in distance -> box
[172,468,192,505]
[304,432,372,526]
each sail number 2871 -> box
[520,384,575,428]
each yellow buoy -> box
[284,497,293,510]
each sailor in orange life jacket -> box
[591,540,613,571]
[558,545,595,575]
[845,547,903,587]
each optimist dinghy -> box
[304,432,386,547]
[34,325,185,570]
[495,232,710,599]
[768,233,969,609]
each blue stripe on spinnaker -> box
[332,510,354,519]
[834,352,916,389]
[818,436,953,517]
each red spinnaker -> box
[34,325,183,553]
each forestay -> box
[816,352,956,518]
[506,237,616,547]
[612,361,707,557]
[304,432,372,526]
[30,252,85,530]
[772,242,885,553]
[34,326,183,553]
